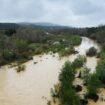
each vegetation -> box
[1,23,105,104]
[54,53,105,104]
[85,73,103,101]
[59,61,81,105]
[50,31,105,103]
[47,101,51,105]
[83,28,105,102]
[16,64,26,72]
[59,46,75,57]
[86,47,97,57]
[0,28,82,66]
[51,56,87,105]
[96,58,105,85]
[72,55,86,70]
[71,36,82,45]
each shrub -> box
[96,59,105,84]
[28,43,37,51]
[80,99,88,105]
[14,39,29,53]
[96,52,101,58]
[73,85,82,92]
[86,73,103,97]
[71,36,82,46]
[57,60,86,105]
[59,86,81,105]
[86,47,97,57]
[16,64,26,72]
[47,101,51,105]
[2,50,15,61]
[72,55,86,70]
[85,93,99,102]
[59,47,75,57]
[59,61,76,84]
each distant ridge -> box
[0,22,69,30]
[19,22,61,27]
[0,23,21,29]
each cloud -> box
[0,0,105,27]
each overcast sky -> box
[0,0,105,27]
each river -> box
[0,37,100,105]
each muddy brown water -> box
[0,37,100,105]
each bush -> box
[73,85,82,92]
[71,36,82,46]
[96,59,105,84]
[57,60,86,105]
[59,86,81,105]
[2,50,15,61]
[86,47,97,57]
[86,73,103,96]
[85,93,99,102]
[59,47,75,57]
[80,99,88,105]
[28,43,37,51]
[47,101,51,105]
[14,38,29,53]
[72,55,86,70]
[59,61,76,84]
[34,47,44,55]
[16,64,26,72]
[96,52,101,58]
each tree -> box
[86,73,103,95]
[86,47,97,57]
[4,29,16,36]
[13,38,28,53]
[59,86,81,105]
[59,61,76,85]
[57,58,88,105]
[96,59,105,84]
[72,55,86,70]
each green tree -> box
[96,59,105,84]
[59,61,76,85]
[72,55,86,70]
[86,73,103,95]
[86,47,97,57]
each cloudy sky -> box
[0,0,105,27]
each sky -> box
[0,0,105,27]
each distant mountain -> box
[18,22,62,27]
[0,22,69,30]
[0,23,21,29]
[33,22,61,26]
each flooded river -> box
[0,37,100,105]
